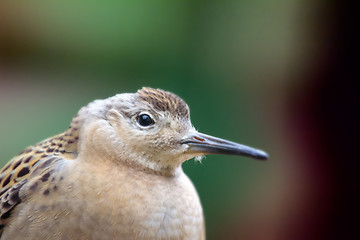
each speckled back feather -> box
[0,114,82,235]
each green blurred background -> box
[0,1,357,239]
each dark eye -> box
[137,114,155,127]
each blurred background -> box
[0,1,357,239]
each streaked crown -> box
[137,87,190,119]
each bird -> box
[0,87,268,240]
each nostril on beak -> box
[193,136,205,142]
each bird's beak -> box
[181,132,268,160]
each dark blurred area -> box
[0,1,358,239]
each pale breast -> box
[74,162,205,240]
[3,160,204,240]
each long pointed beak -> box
[181,132,268,160]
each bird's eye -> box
[136,114,155,127]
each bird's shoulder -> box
[0,133,74,234]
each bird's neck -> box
[79,146,183,178]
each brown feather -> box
[137,87,190,119]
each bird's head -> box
[73,87,268,176]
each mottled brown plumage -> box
[0,87,267,239]
[0,115,82,235]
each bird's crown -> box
[137,87,190,120]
